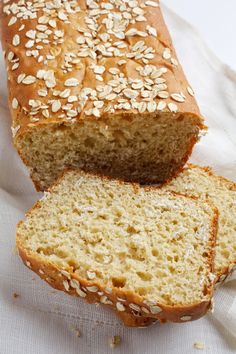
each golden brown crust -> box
[0,0,204,133]
[113,311,158,328]
[16,169,218,326]
[17,244,215,325]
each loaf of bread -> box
[17,170,217,325]
[162,165,236,283]
[0,0,205,191]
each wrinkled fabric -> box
[0,4,235,354]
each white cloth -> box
[0,5,236,354]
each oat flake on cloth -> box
[0,4,236,354]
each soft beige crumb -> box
[110,336,121,349]
[193,341,205,350]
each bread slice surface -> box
[162,165,236,282]
[17,170,217,324]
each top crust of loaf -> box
[0,0,204,140]
[16,169,217,324]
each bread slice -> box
[1,0,205,191]
[17,170,217,325]
[120,165,236,327]
[162,165,236,283]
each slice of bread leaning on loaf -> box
[0,0,205,191]
[122,166,236,327]
[17,170,218,325]
[163,165,236,283]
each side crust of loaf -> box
[16,169,218,326]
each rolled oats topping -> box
[180,315,192,321]
[64,78,80,87]
[187,86,195,97]
[11,125,20,137]
[100,295,113,305]
[22,75,36,85]
[86,285,99,292]
[12,34,20,46]
[63,280,70,291]
[76,288,87,298]
[116,302,126,312]
[12,97,19,109]
[2,0,194,123]
[150,305,162,314]
[168,102,178,113]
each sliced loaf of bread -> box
[16,170,217,325]
[162,165,236,283]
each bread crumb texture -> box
[163,165,236,279]
[17,170,216,314]
[1,0,203,189]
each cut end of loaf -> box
[17,170,216,313]
[16,112,202,190]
